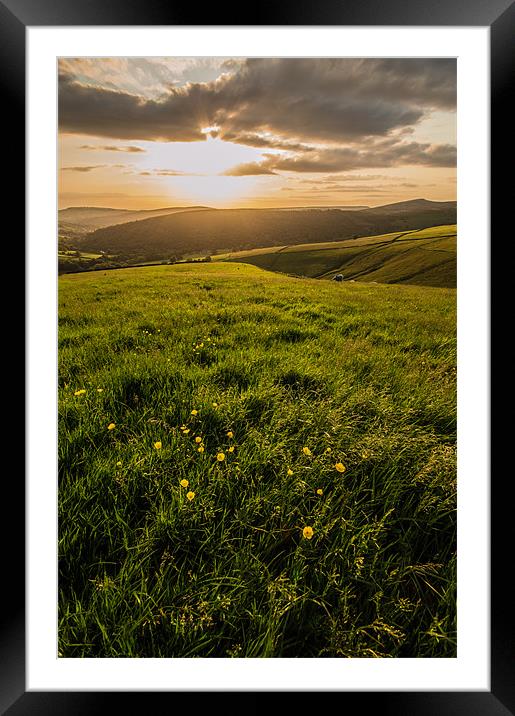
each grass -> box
[59,262,457,658]
[218,225,457,288]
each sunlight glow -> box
[139,137,266,176]
[163,174,265,206]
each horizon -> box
[59,197,456,213]
[59,58,456,210]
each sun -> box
[162,174,263,207]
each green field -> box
[59,262,456,658]
[218,225,456,288]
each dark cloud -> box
[59,58,456,174]
[259,140,456,173]
[80,144,146,153]
[59,72,208,142]
[219,131,312,152]
[222,162,277,176]
[59,58,455,144]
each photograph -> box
[5,0,504,705]
[57,56,458,659]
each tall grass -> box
[58,263,456,658]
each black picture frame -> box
[9,0,506,713]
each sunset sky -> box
[58,57,456,210]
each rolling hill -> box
[58,205,211,240]
[218,224,457,288]
[77,199,457,260]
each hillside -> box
[58,205,211,240]
[77,199,457,260]
[219,225,457,289]
[59,262,456,658]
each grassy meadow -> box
[218,225,457,288]
[58,262,457,658]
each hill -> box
[58,262,456,658]
[58,205,211,240]
[77,199,457,260]
[218,224,457,288]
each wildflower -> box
[302,526,314,540]
[302,447,312,456]
[97,388,103,393]
[154,441,162,449]
[186,491,195,501]
[212,402,218,408]
[74,389,86,396]
[180,479,189,488]
[195,436,202,443]
[217,452,225,462]
[182,429,190,435]
[107,423,116,430]
[317,488,323,495]
[191,409,198,416]
[335,462,346,473]
[116,461,122,467]
[325,447,332,454]
[198,446,204,453]
[287,469,293,476]
[227,431,234,439]
[228,446,235,453]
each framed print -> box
[8,0,508,712]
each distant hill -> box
[78,199,456,260]
[218,224,457,289]
[58,205,211,240]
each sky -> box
[58,57,456,210]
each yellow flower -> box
[195,436,202,443]
[154,441,162,449]
[182,429,190,435]
[191,409,198,416]
[74,389,86,396]
[287,469,293,476]
[212,402,218,408]
[107,423,116,430]
[361,450,370,459]
[316,488,323,496]
[228,446,235,453]
[302,526,314,540]
[116,461,122,467]
[186,491,195,501]
[335,462,346,473]
[217,452,225,462]
[180,479,189,488]
[227,431,234,439]
[198,446,204,453]
[97,388,103,393]
[302,447,312,456]
[325,447,332,454]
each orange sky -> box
[59,58,456,210]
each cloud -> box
[59,58,456,175]
[257,140,456,173]
[61,163,129,172]
[80,144,146,153]
[135,168,194,177]
[59,72,208,142]
[222,162,277,176]
[59,58,455,145]
[61,165,106,172]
